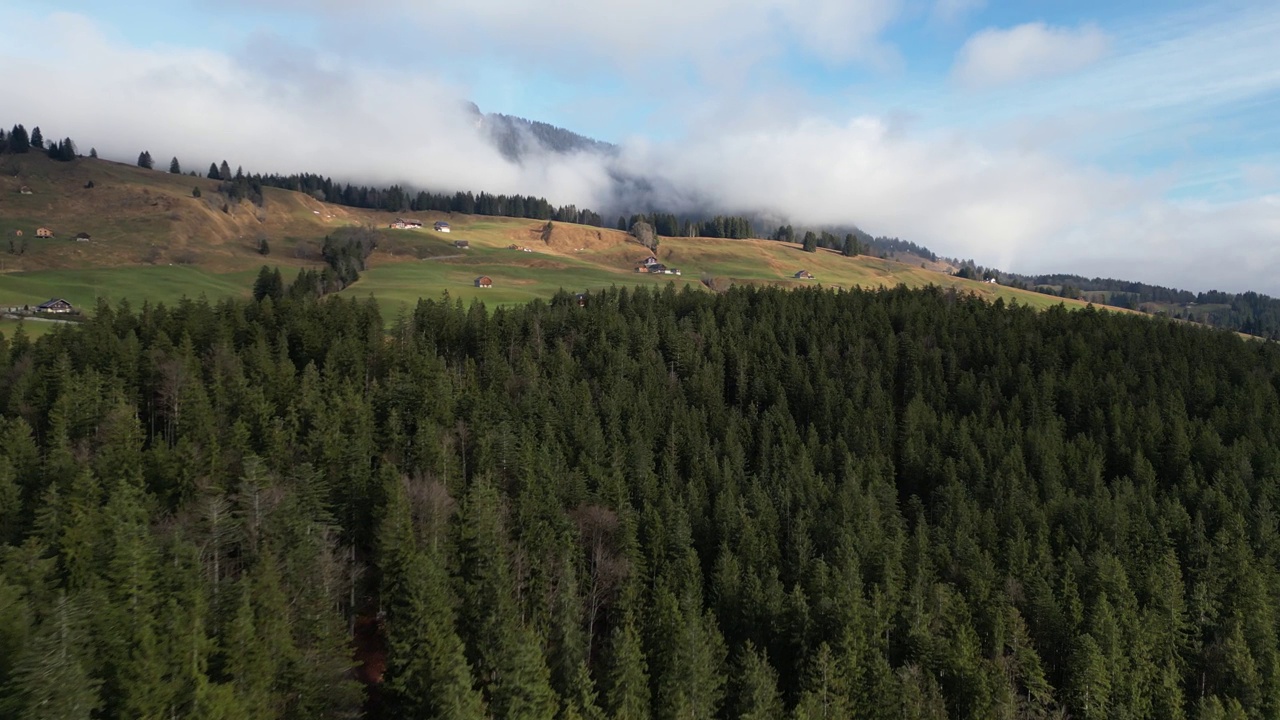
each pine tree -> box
[490,625,560,720]
[29,126,43,150]
[0,575,34,718]
[222,580,275,709]
[648,584,726,720]
[10,593,102,719]
[549,546,603,720]
[1069,633,1111,720]
[802,232,818,253]
[208,163,220,179]
[603,611,650,720]
[793,643,851,720]
[731,642,784,720]
[0,457,19,544]
[382,546,488,719]
[95,481,172,719]
[252,266,283,302]
[219,161,232,180]
[137,151,154,169]
[8,125,29,153]
[50,137,76,161]
[170,157,182,174]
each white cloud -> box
[236,0,905,81]
[0,12,612,207]
[931,0,985,25]
[4,10,1280,295]
[615,117,1143,273]
[952,22,1110,89]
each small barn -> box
[434,221,451,232]
[794,270,815,279]
[404,219,422,228]
[75,232,91,242]
[389,220,408,229]
[36,228,54,239]
[639,255,658,266]
[454,240,470,249]
[37,298,74,314]
[648,264,668,274]
[474,276,493,288]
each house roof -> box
[38,298,71,309]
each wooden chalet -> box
[37,298,74,314]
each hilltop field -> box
[0,153,1095,325]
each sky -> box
[3,0,1280,293]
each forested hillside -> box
[2,284,1279,719]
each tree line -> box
[1,124,79,161]
[2,282,1280,718]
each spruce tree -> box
[9,125,29,153]
[603,611,650,720]
[29,126,43,150]
[208,163,220,179]
[137,151,154,169]
[390,549,489,719]
[10,594,102,719]
[170,157,181,174]
[380,476,487,720]
[731,642,784,720]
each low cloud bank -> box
[4,12,1280,294]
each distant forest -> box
[2,284,1280,718]
[954,257,1280,339]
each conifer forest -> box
[3,282,1280,720]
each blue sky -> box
[5,0,1280,292]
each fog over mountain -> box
[4,6,1280,293]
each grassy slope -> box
[0,317,60,340]
[347,218,1091,314]
[0,153,1096,318]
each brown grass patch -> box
[529,222,630,253]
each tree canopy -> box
[2,278,1280,719]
